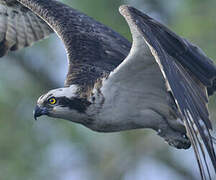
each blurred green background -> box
[0,0,216,179]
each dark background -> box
[0,0,216,179]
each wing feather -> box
[120,5,216,179]
[16,0,130,93]
[0,0,53,56]
[7,1,216,177]
[0,4,7,42]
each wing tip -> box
[119,5,129,14]
[119,5,132,18]
[0,39,9,57]
[119,5,141,31]
[119,5,151,20]
[119,5,139,17]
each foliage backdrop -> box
[0,0,216,179]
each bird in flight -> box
[0,0,216,179]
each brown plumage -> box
[1,1,216,179]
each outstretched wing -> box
[4,0,216,96]
[16,0,130,93]
[10,1,216,178]
[119,5,216,179]
[0,0,53,57]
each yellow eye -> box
[48,97,56,105]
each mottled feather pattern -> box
[16,0,131,92]
[0,0,53,56]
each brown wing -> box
[0,0,53,57]
[15,0,130,92]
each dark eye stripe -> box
[57,97,91,113]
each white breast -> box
[87,32,172,132]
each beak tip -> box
[33,105,48,120]
[33,107,39,121]
[33,113,37,121]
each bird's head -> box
[33,85,91,123]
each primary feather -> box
[1,1,216,179]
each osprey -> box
[1,0,216,179]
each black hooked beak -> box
[33,105,49,120]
